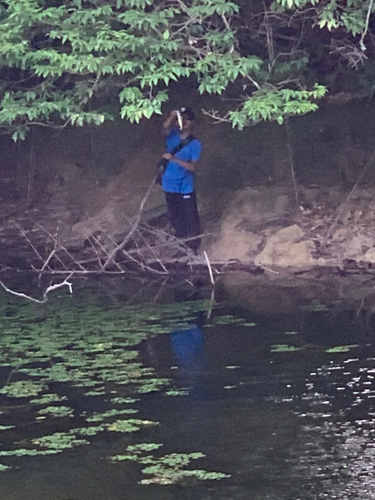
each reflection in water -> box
[1,281,375,499]
[171,326,205,369]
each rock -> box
[332,227,348,242]
[341,235,373,261]
[254,225,315,268]
[210,218,262,260]
[362,248,375,264]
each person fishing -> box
[159,107,202,253]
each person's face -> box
[182,117,192,130]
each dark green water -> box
[0,278,375,500]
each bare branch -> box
[203,250,215,286]
[360,0,374,51]
[330,39,368,68]
[101,179,156,270]
[0,274,73,304]
[14,222,46,266]
[34,222,87,271]
[201,108,232,124]
[246,74,262,91]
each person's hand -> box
[163,153,173,160]
[162,110,178,133]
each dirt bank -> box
[208,184,375,271]
[2,172,375,279]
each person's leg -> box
[165,192,188,238]
[181,192,201,252]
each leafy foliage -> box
[273,0,372,35]
[0,0,372,137]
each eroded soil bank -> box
[1,178,375,279]
[209,183,375,270]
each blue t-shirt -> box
[162,128,202,194]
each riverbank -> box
[208,184,375,271]
[2,181,375,279]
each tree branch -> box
[360,0,374,51]
[0,274,73,304]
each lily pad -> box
[270,344,301,353]
[111,444,230,485]
[326,345,358,353]
[0,381,46,398]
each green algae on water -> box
[0,292,227,477]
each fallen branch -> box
[35,222,86,272]
[14,222,46,267]
[101,180,156,270]
[0,274,73,304]
[258,263,280,275]
[203,250,215,286]
[120,213,169,273]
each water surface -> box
[0,279,374,499]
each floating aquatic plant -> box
[326,345,358,353]
[30,393,68,405]
[125,443,163,453]
[32,431,90,453]
[111,444,230,485]
[270,344,302,353]
[86,408,139,422]
[73,426,105,436]
[106,419,158,433]
[165,389,190,396]
[137,378,171,394]
[111,397,138,405]
[0,380,46,398]
[0,293,230,477]
[37,405,74,418]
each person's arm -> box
[163,140,202,171]
[162,154,197,172]
[162,110,178,135]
